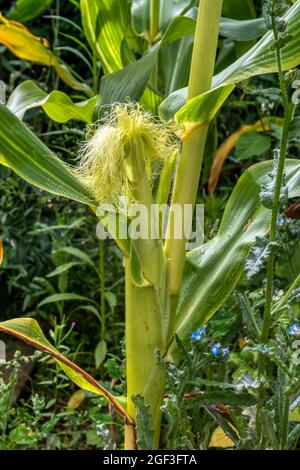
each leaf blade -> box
[0,318,133,423]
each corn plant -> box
[0,0,300,449]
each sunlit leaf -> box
[80,0,128,74]
[160,1,300,122]
[0,104,95,206]
[209,426,236,448]
[0,318,133,423]
[7,80,97,123]
[0,13,92,96]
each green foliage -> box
[0,0,300,452]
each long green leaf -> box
[171,159,300,355]
[8,0,54,22]
[80,0,128,73]
[0,104,95,206]
[222,0,256,20]
[160,0,300,122]
[7,80,97,123]
[131,0,191,38]
[161,15,266,47]
[0,318,132,423]
[97,44,159,113]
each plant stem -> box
[260,2,295,346]
[164,0,223,342]
[149,0,160,43]
[281,391,290,449]
[257,3,295,445]
[124,257,165,449]
[100,239,106,340]
[272,272,300,317]
[260,107,293,346]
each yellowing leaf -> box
[67,390,86,409]
[0,12,52,64]
[0,13,92,96]
[208,117,283,195]
[289,406,300,422]
[209,426,236,448]
[0,318,133,425]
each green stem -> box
[260,90,294,343]
[257,3,295,445]
[272,272,300,317]
[149,0,160,43]
[164,0,223,342]
[100,239,106,340]
[281,392,290,449]
[124,144,166,448]
[125,258,165,449]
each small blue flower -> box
[289,323,300,336]
[211,343,222,356]
[278,215,285,226]
[190,331,202,341]
[222,347,230,357]
[190,325,207,341]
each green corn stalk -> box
[1,0,300,451]
[124,0,223,448]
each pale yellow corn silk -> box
[76,104,179,204]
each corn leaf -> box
[222,0,257,20]
[160,0,300,122]
[131,0,191,38]
[171,159,300,356]
[98,44,159,113]
[0,318,132,424]
[0,13,92,96]
[8,0,54,22]
[0,104,95,206]
[162,15,266,47]
[80,0,128,74]
[7,80,97,123]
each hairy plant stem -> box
[260,106,293,347]
[164,0,223,344]
[257,3,295,445]
[281,391,291,449]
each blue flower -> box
[289,324,300,336]
[211,343,222,356]
[277,215,285,226]
[190,325,207,341]
[222,347,230,357]
[190,331,202,341]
